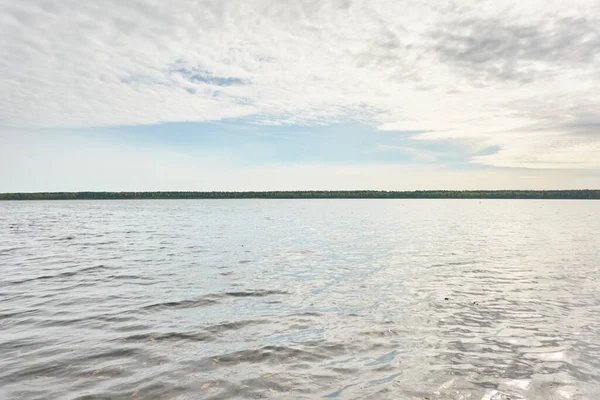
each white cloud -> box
[1,0,599,170]
[470,131,600,169]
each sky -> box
[1,0,599,191]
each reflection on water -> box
[1,199,600,399]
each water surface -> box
[1,199,600,399]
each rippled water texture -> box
[2,199,600,399]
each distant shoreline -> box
[1,190,599,200]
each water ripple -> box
[1,199,600,399]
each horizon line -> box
[2,190,599,200]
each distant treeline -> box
[1,190,599,200]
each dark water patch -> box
[113,324,153,333]
[213,344,325,365]
[119,320,272,344]
[0,337,44,351]
[5,264,111,285]
[121,331,213,343]
[234,377,294,398]
[0,309,40,320]
[288,312,322,317]
[224,290,288,298]
[0,246,30,254]
[2,363,67,381]
[204,319,271,334]
[142,297,219,311]
[35,310,142,328]
[83,348,140,362]
[53,281,106,291]
[143,290,289,310]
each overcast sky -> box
[1,0,599,191]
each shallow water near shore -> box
[1,199,600,399]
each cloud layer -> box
[1,0,599,170]
[2,130,598,192]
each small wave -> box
[203,319,271,334]
[119,320,270,343]
[142,298,218,311]
[6,264,111,285]
[0,246,30,254]
[224,290,288,297]
[121,331,212,343]
[106,274,155,285]
[142,290,288,311]
[0,310,39,320]
[211,344,324,365]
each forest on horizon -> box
[1,190,599,200]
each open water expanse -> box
[1,199,600,399]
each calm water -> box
[1,200,600,400]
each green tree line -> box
[1,190,599,200]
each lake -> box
[1,199,600,399]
